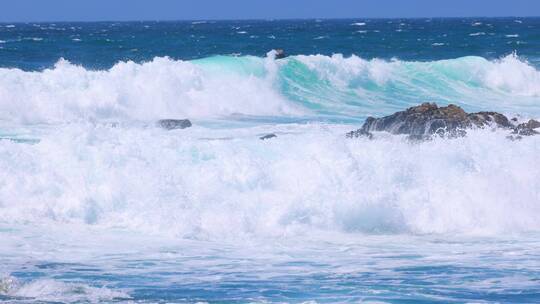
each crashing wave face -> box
[0,53,539,123]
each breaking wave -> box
[0,53,539,240]
[0,53,539,123]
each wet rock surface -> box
[260,133,277,140]
[158,119,192,130]
[347,103,539,140]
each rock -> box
[353,103,472,139]
[507,135,523,141]
[347,103,537,140]
[468,112,513,129]
[158,119,192,130]
[260,133,277,140]
[345,129,373,140]
[274,49,287,59]
[514,119,540,136]
[528,119,540,129]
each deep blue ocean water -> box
[1,18,540,70]
[1,18,540,303]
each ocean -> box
[0,18,539,303]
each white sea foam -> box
[0,124,539,239]
[0,56,301,123]
[0,276,130,303]
[0,54,539,124]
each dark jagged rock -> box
[260,133,277,140]
[158,119,192,130]
[347,103,538,140]
[354,103,471,139]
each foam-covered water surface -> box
[1,18,540,303]
[2,224,540,303]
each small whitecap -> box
[356,30,367,34]
[192,21,206,25]
[72,38,82,42]
[314,36,328,40]
[505,34,519,38]
[469,32,486,36]
[472,22,482,26]
[432,42,446,46]
[515,20,523,24]
[0,40,5,44]
[5,25,15,28]
[507,40,527,45]
[267,35,276,39]
[249,35,258,39]
[236,31,247,34]
[352,22,366,26]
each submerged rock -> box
[347,103,538,140]
[345,129,373,140]
[260,133,277,140]
[158,119,192,130]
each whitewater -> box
[1,19,540,303]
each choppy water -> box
[1,18,540,303]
